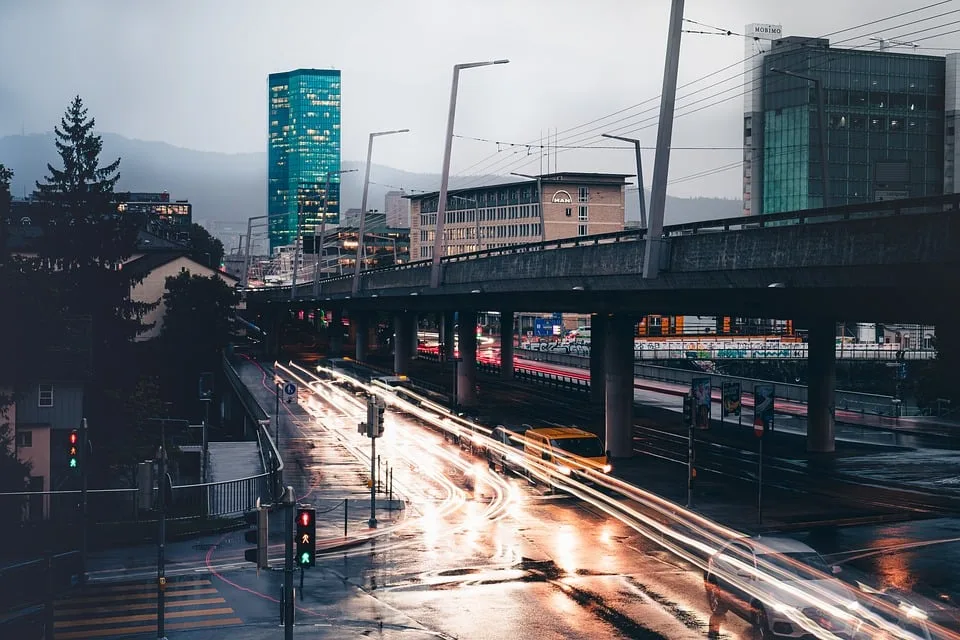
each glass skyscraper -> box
[268,68,341,251]
[754,37,944,214]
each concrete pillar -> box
[604,314,634,458]
[329,308,343,358]
[355,312,369,362]
[393,313,414,376]
[411,314,420,359]
[443,311,456,365]
[807,319,836,454]
[590,313,608,405]
[501,310,515,380]
[457,311,478,406]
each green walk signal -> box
[69,458,77,468]
[300,552,311,565]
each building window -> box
[578,206,588,221]
[578,187,589,203]
[565,207,572,217]
[16,431,32,448]
[38,384,53,408]
[578,224,588,236]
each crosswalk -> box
[54,576,242,639]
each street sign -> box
[283,382,298,403]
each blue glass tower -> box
[268,69,341,251]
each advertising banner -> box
[691,377,712,430]
[753,384,775,436]
[721,382,741,417]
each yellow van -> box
[523,427,611,477]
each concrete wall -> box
[132,256,237,340]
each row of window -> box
[418,185,591,214]
[420,203,541,227]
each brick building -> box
[408,172,628,259]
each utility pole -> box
[601,133,647,229]
[644,0,685,279]
[156,441,168,640]
[282,486,295,640]
[79,418,89,585]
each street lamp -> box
[510,172,545,242]
[314,168,358,298]
[601,133,647,229]
[770,67,831,209]
[352,129,410,295]
[274,376,282,447]
[430,59,510,287]
[241,212,294,289]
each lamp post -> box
[431,59,510,287]
[510,172,545,242]
[315,168,358,297]
[241,212,296,289]
[770,68,831,209]
[352,129,410,296]
[274,377,282,447]
[601,133,647,229]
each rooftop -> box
[406,172,633,201]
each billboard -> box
[691,377,712,430]
[721,382,741,417]
[753,384,775,436]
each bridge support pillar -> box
[443,312,456,366]
[590,313,608,405]
[355,312,370,363]
[807,319,836,454]
[393,313,414,376]
[457,311,478,406]
[411,314,420,359]
[501,310,515,380]
[605,314,634,458]
[329,308,343,358]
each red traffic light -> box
[299,510,311,527]
[69,431,78,445]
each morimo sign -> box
[551,190,573,204]
[750,23,782,38]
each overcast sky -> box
[1,0,956,198]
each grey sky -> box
[0,0,955,198]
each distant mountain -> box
[0,133,741,227]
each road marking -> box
[60,578,211,595]
[56,587,218,605]
[55,597,226,617]
[55,617,244,639]
[55,607,236,628]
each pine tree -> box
[34,97,157,480]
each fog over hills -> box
[0,133,742,231]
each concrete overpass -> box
[245,194,960,457]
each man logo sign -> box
[551,190,573,204]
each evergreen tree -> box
[188,222,225,269]
[34,97,157,479]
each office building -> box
[743,27,952,215]
[316,213,409,274]
[268,68,342,251]
[385,190,410,228]
[117,191,192,230]
[408,172,627,259]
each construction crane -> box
[870,37,919,51]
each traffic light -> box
[295,507,316,568]
[243,501,269,569]
[68,430,79,470]
[373,401,386,438]
[681,394,693,427]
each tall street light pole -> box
[315,168,358,298]
[431,59,510,288]
[601,133,647,229]
[644,0,685,279]
[770,68,831,209]
[352,129,410,296]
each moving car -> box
[486,424,530,474]
[705,536,859,639]
[522,427,611,478]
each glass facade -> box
[761,42,944,214]
[268,69,341,251]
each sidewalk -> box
[232,356,405,548]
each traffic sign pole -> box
[283,487,294,640]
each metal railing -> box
[246,192,960,295]
[519,344,937,361]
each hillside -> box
[0,133,742,226]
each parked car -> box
[705,536,859,639]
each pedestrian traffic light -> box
[68,430,79,470]
[295,507,316,568]
[373,401,386,438]
[681,395,693,427]
[243,501,269,569]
